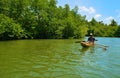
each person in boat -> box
[87,33,96,44]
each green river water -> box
[0,37,120,78]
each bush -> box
[0,14,24,40]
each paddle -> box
[96,44,109,47]
[96,44,109,50]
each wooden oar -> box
[96,44,109,47]
[96,44,109,50]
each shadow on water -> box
[79,47,90,52]
[79,47,96,53]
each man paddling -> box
[87,33,96,44]
[80,33,96,47]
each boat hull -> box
[80,42,94,47]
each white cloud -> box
[105,16,114,20]
[79,6,96,14]
[78,6,102,21]
[104,16,114,24]
[94,14,102,19]
[78,6,116,24]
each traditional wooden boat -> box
[80,41,94,47]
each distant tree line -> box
[0,0,120,40]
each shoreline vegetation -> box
[0,0,120,41]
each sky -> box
[57,0,120,25]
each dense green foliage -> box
[0,0,120,40]
[0,14,24,40]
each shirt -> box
[88,37,95,42]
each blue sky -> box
[57,0,120,25]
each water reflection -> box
[79,47,90,52]
[79,45,108,53]
[79,47,96,53]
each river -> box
[0,37,120,78]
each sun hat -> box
[90,33,93,35]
